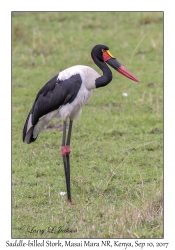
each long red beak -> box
[103,51,140,83]
[117,65,140,82]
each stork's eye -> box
[102,49,105,52]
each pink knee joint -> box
[61,146,71,156]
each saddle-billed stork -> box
[23,44,139,205]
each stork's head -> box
[91,44,140,83]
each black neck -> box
[92,55,112,88]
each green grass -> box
[12,12,163,238]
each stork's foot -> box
[61,145,71,156]
[66,200,75,206]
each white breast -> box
[58,65,100,90]
[58,65,100,120]
[33,65,101,136]
[59,82,92,121]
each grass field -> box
[12,12,163,238]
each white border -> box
[1,0,175,249]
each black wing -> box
[23,74,82,143]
